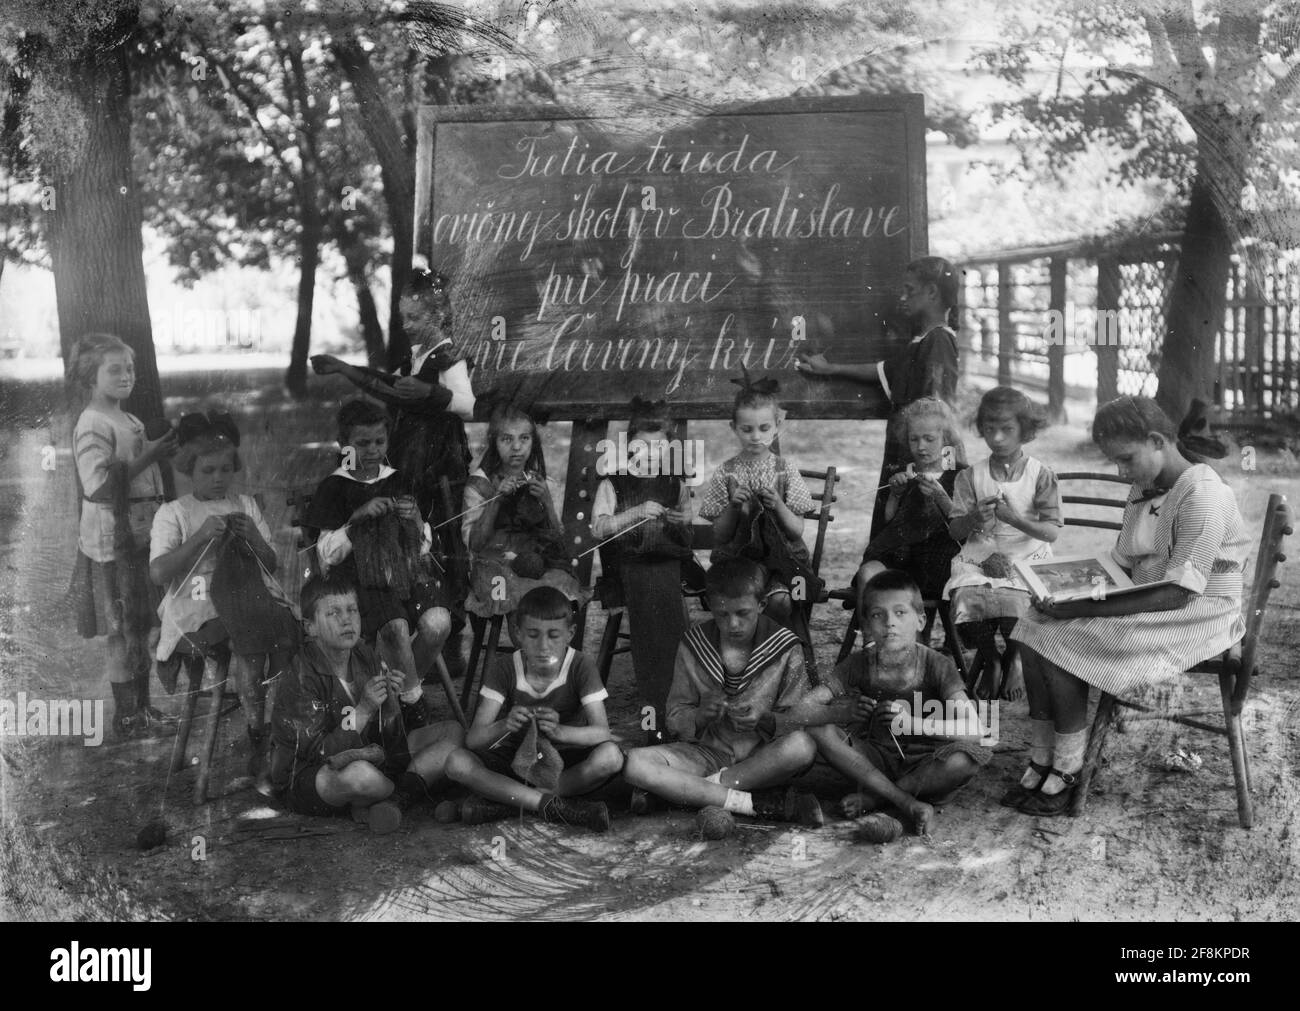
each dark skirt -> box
[358,578,454,639]
[70,546,161,640]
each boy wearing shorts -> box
[443,586,622,832]
[269,573,463,833]
[788,569,991,839]
[623,558,823,825]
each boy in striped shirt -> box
[623,558,823,825]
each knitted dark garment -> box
[351,511,425,596]
[511,716,563,791]
[211,527,278,643]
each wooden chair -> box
[1072,492,1292,828]
[595,466,840,685]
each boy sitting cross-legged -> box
[443,586,622,832]
[269,572,464,834]
[622,557,823,826]
[781,569,992,841]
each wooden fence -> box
[956,238,1300,426]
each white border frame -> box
[1014,552,1133,602]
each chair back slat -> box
[1238,494,1292,699]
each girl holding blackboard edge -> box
[796,256,961,538]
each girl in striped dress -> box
[67,333,178,740]
[1007,397,1249,816]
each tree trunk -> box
[285,200,322,398]
[1155,150,1239,422]
[347,258,387,368]
[331,36,415,369]
[46,47,163,429]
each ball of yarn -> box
[433,800,460,824]
[696,805,736,841]
[854,812,903,844]
[136,819,167,851]
[979,552,1017,580]
[510,550,546,579]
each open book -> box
[1014,553,1178,604]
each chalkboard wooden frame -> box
[415,93,928,421]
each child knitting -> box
[796,256,961,538]
[622,559,824,827]
[1006,397,1248,817]
[697,372,820,643]
[856,396,968,607]
[591,395,701,728]
[311,266,475,675]
[781,569,991,842]
[67,333,178,741]
[461,404,581,620]
[304,399,453,699]
[443,586,621,831]
[269,573,464,832]
[149,411,301,791]
[944,387,1062,701]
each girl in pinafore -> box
[855,396,968,606]
[462,405,581,620]
[1006,397,1249,817]
[591,396,702,725]
[944,387,1062,701]
[67,333,178,741]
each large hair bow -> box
[729,365,780,397]
[177,410,240,447]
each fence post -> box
[1095,255,1120,405]
[997,260,1013,387]
[1048,255,1068,424]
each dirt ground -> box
[2,371,1298,921]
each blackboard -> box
[415,95,927,420]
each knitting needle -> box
[432,493,505,530]
[577,514,655,558]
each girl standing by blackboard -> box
[796,256,961,538]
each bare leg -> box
[808,725,932,830]
[404,721,464,789]
[555,741,624,797]
[444,747,544,811]
[624,733,816,809]
[895,751,978,803]
[410,607,452,688]
[622,748,732,809]
[315,760,394,808]
[718,731,817,790]
[377,618,419,686]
